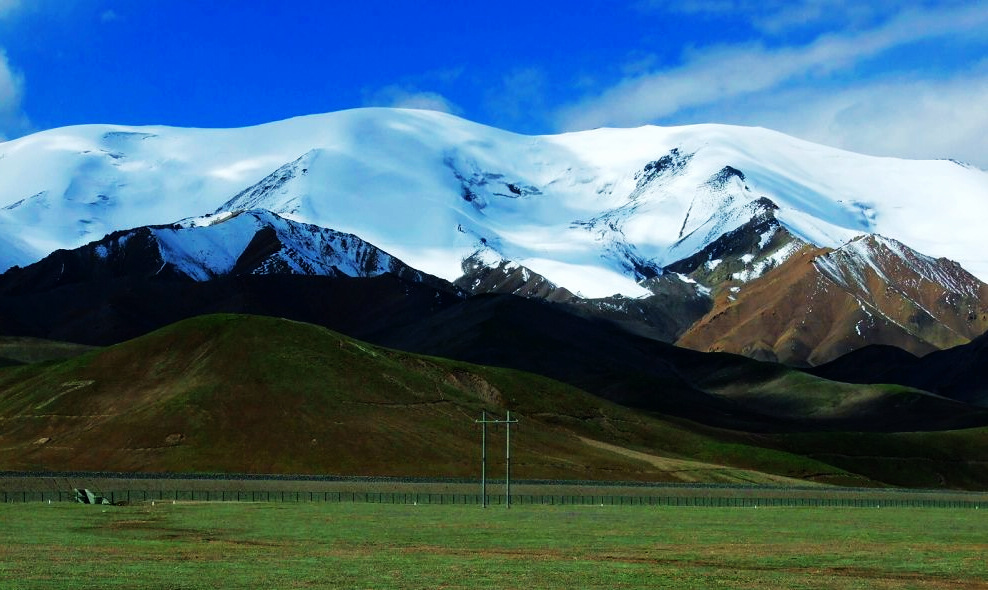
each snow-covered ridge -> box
[155,210,421,281]
[814,234,984,299]
[2,108,987,297]
[73,209,423,283]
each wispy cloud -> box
[556,2,988,165]
[100,9,118,23]
[716,71,988,168]
[0,0,23,138]
[560,3,988,130]
[363,85,462,115]
[0,0,109,138]
[638,0,924,33]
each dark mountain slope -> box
[809,331,988,407]
[372,294,746,422]
[0,273,462,347]
[805,345,922,385]
[372,294,988,432]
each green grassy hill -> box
[1,314,987,489]
[0,314,830,483]
[0,336,95,366]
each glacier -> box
[1,107,987,298]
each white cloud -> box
[556,3,988,165]
[559,3,988,132]
[639,0,934,33]
[753,1,885,33]
[100,9,118,22]
[0,48,30,139]
[363,85,462,115]
[715,74,988,168]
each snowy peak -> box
[160,209,447,285]
[0,210,447,294]
[454,248,574,302]
[215,152,319,217]
[813,234,988,349]
[2,108,988,365]
[665,198,807,289]
[816,234,985,300]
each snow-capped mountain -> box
[0,209,445,294]
[2,107,988,364]
[3,108,987,294]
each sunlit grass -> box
[1,502,985,589]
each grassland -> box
[1,502,986,589]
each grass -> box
[0,314,855,484]
[1,502,986,589]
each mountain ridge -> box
[2,204,987,367]
[3,108,987,286]
[2,108,988,365]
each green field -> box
[1,502,986,589]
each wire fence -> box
[3,489,986,509]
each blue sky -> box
[1,0,987,166]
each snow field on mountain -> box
[1,108,987,297]
[552,123,986,254]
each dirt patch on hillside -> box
[444,371,503,405]
[578,437,811,486]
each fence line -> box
[1,490,985,509]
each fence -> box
[2,489,986,509]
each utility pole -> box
[475,411,518,508]
[505,410,516,509]
[480,410,487,507]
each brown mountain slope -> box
[814,235,988,348]
[677,235,988,366]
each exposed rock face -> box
[0,226,182,296]
[676,235,988,366]
[454,249,574,302]
[564,276,713,343]
[813,235,988,349]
